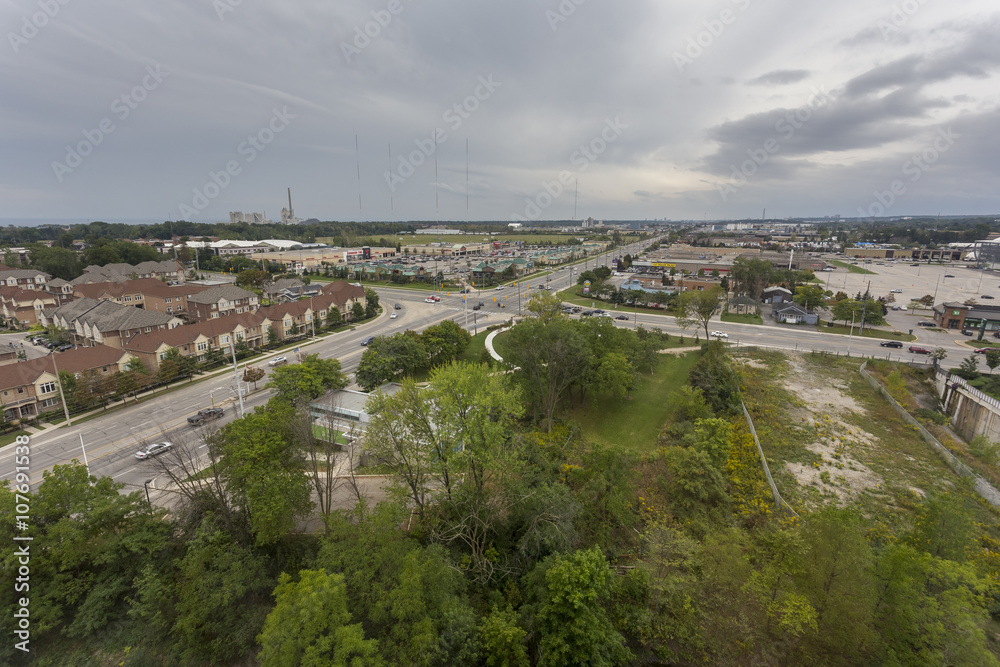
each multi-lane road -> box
[2,243,986,500]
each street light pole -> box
[79,433,90,476]
[230,341,245,418]
[144,479,153,508]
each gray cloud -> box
[0,0,997,223]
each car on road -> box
[962,330,974,336]
[135,442,172,460]
[393,303,402,310]
[917,321,935,327]
[983,295,995,299]
[975,348,991,354]
[187,407,224,425]
[268,356,287,367]
[944,274,955,278]
[899,305,908,311]
[910,263,920,267]
[908,346,931,354]
[890,288,903,293]
[425,297,437,303]
[361,336,375,346]
[710,331,728,338]
[472,304,481,310]
[616,315,629,320]
[580,310,594,317]
[495,285,505,291]
[389,312,397,319]
[879,341,903,348]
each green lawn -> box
[312,425,351,444]
[721,312,763,325]
[565,352,701,454]
[830,260,876,275]
[0,429,30,448]
[815,320,915,341]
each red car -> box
[975,348,991,354]
[908,346,931,354]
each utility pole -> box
[50,350,72,426]
[230,341,245,418]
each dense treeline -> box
[1,318,998,664]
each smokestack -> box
[287,188,293,217]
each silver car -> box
[135,442,173,460]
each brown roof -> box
[257,292,343,321]
[320,281,365,302]
[72,278,207,300]
[0,358,51,391]
[0,345,132,391]
[122,311,266,353]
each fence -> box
[859,361,1000,507]
[938,369,1000,413]
[740,400,799,518]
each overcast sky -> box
[2,0,998,225]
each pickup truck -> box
[187,407,224,425]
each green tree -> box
[504,317,590,432]
[525,292,566,324]
[266,325,278,346]
[243,365,266,390]
[355,333,427,391]
[687,340,741,415]
[326,306,343,329]
[984,348,1000,373]
[523,546,631,667]
[955,354,980,380]
[480,606,529,667]
[675,286,723,339]
[265,354,349,405]
[420,320,471,367]
[257,570,382,667]
[351,301,365,320]
[235,268,270,290]
[793,284,828,311]
[365,287,380,318]
[214,401,314,546]
[729,257,773,313]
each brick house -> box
[122,311,267,372]
[0,287,59,328]
[41,298,182,348]
[186,285,259,322]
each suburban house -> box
[70,260,185,285]
[185,285,259,322]
[0,345,135,421]
[123,311,268,372]
[263,278,320,303]
[73,278,210,317]
[0,287,59,328]
[0,269,49,290]
[761,286,794,305]
[44,277,75,305]
[256,281,365,340]
[40,298,182,348]
[772,303,818,325]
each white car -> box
[899,305,908,311]
[495,285,505,291]
[135,442,172,460]
[890,288,903,293]
[390,312,397,319]
[268,356,288,367]
[710,331,728,338]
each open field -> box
[566,352,701,454]
[815,319,915,341]
[721,312,763,325]
[736,349,1000,539]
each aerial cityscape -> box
[2,0,1000,665]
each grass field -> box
[721,312,763,325]
[312,425,350,444]
[565,352,701,454]
[815,320,915,341]
[0,430,30,448]
[830,260,877,275]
